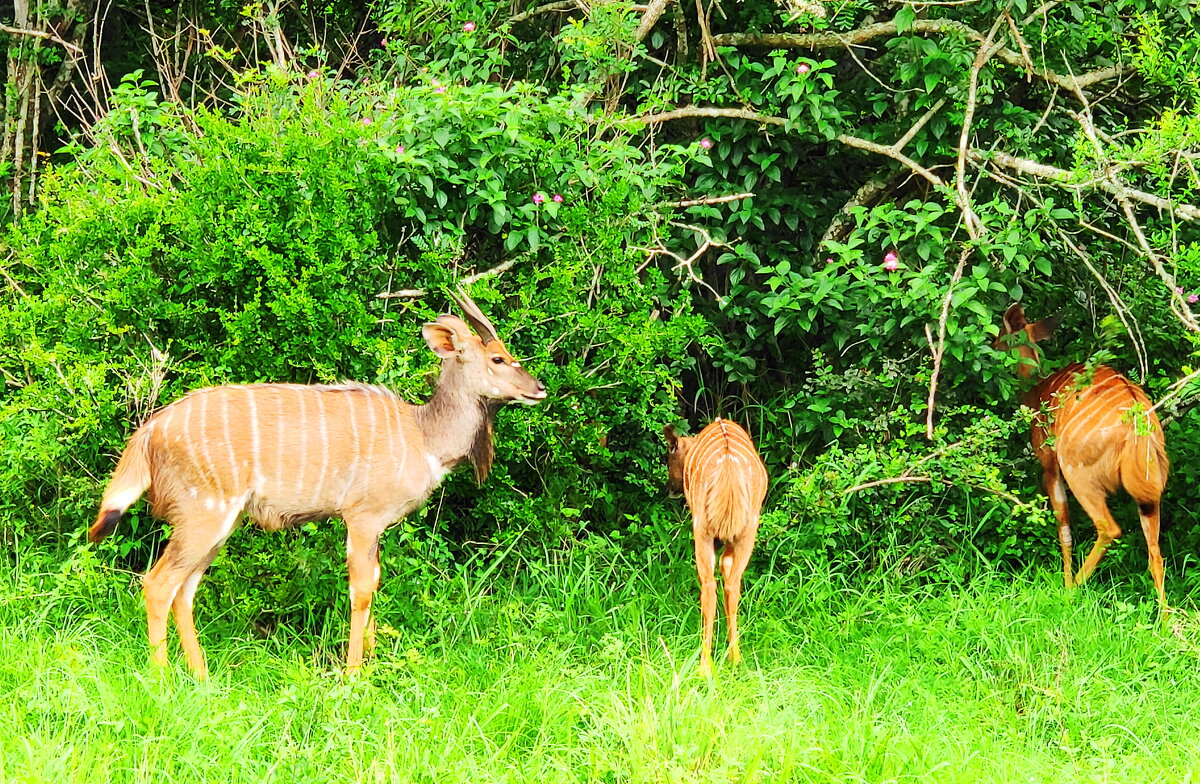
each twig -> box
[637,106,785,126]
[925,246,972,439]
[844,474,1023,505]
[674,191,754,208]
[1055,227,1148,379]
[376,257,518,300]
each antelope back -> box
[666,419,768,543]
[140,383,431,529]
[1027,363,1167,487]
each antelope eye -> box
[491,356,505,364]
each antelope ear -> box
[422,322,459,358]
[1028,315,1060,343]
[1001,303,1027,335]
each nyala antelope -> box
[663,419,768,676]
[997,303,1168,607]
[91,292,547,678]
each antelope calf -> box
[663,419,768,676]
[91,293,546,678]
[996,303,1168,607]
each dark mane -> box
[468,400,502,484]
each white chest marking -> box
[426,453,450,483]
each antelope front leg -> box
[345,527,383,676]
[694,534,717,678]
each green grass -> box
[4,544,1200,783]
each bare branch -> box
[674,191,754,208]
[837,133,946,187]
[634,0,672,41]
[711,20,1131,95]
[376,257,518,300]
[955,18,1005,240]
[507,0,580,25]
[925,246,972,439]
[979,151,1200,221]
[637,106,785,126]
[0,23,85,55]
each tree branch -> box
[508,0,580,25]
[711,20,1131,95]
[978,151,1200,221]
[0,24,85,55]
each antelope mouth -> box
[518,390,548,405]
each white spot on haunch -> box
[490,386,500,396]
[188,487,199,498]
[204,497,215,510]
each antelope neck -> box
[413,361,492,469]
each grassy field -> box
[3,543,1200,783]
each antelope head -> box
[662,424,689,496]
[995,303,1060,379]
[420,291,547,405]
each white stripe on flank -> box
[362,394,377,498]
[274,389,286,496]
[222,390,237,493]
[246,388,263,492]
[312,392,330,507]
[295,387,308,499]
[339,391,360,509]
[198,392,225,497]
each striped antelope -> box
[997,303,1168,607]
[91,293,547,678]
[663,419,768,676]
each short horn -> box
[450,288,498,343]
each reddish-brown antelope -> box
[663,418,768,676]
[997,303,1168,607]
[91,292,546,678]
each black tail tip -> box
[89,509,122,544]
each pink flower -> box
[533,193,545,204]
[361,117,372,125]
[796,63,810,75]
[1189,293,1198,304]
[307,69,319,79]
[463,21,476,32]
[825,257,833,264]
[552,193,563,203]
[699,138,713,150]
[883,250,899,271]
[382,38,389,47]
[435,85,446,94]
[1178,286,1186,295]
[396,145,405,155]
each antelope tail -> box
[698,460,756,543]
[1120,427,1169,504]
[90,427,153,543]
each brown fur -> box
[663,419,768,676]
[997,303,1169,607]
[93,306,546,678]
